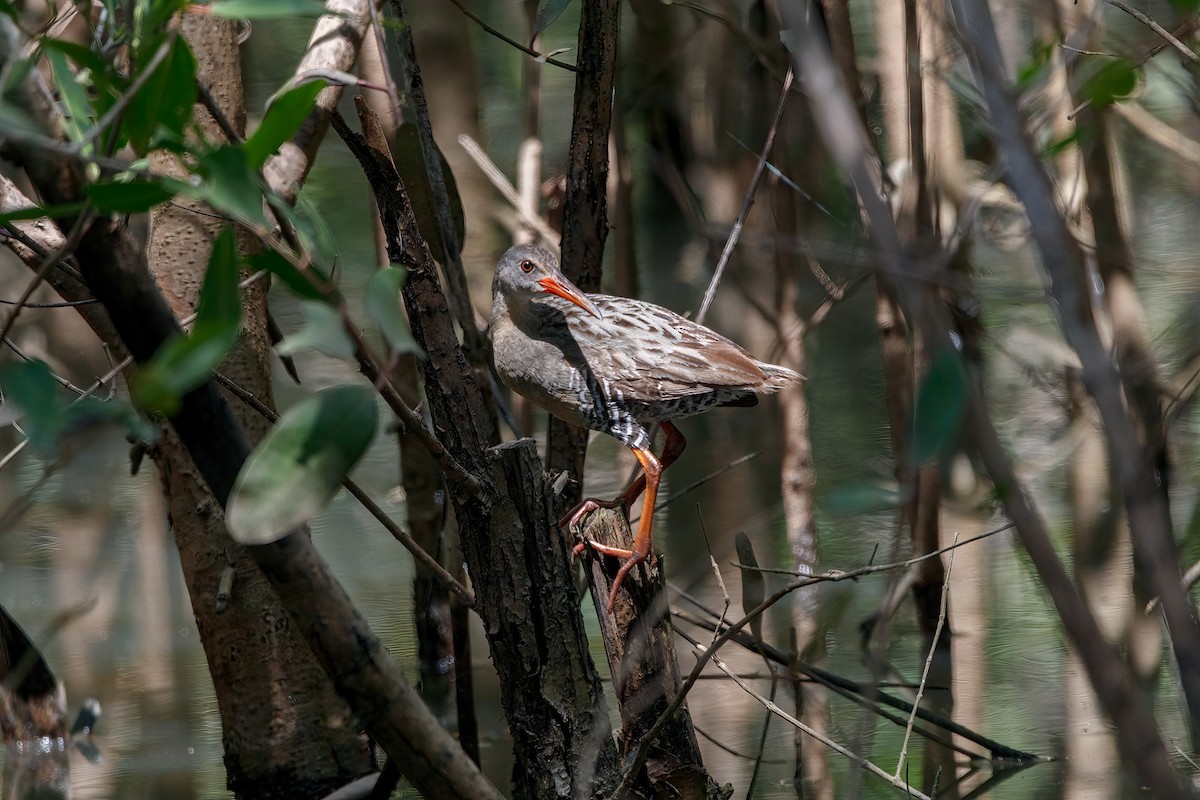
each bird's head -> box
[493,244,603,320]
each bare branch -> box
[673,627,933,800]
[696,68,793,324]
[1106,1,1199,63]
[444,0,579,72]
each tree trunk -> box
[145,17,374,797]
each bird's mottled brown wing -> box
[581,296,771,402]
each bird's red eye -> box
[520,260,535,273]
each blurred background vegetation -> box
[2,0,1200,797]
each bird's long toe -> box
[559,496,625,530]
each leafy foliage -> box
[1081,58,1138,108]
[912,349,968,465]
[131,226,244,414]
[226,385,379,544]
[276,300,356,360]
[244,79,327,169]
[365,266,422,356]
[0,360,153,455]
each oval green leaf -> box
[227,384,378,544]
[209,0,328,19]
[365,266,422,356]
[912,349,968,465]
[125,36,197,155]
[0,359,64,453]
[85,179,176,213]
[244,79,327,169]
[1082,58,1138,108]
[392,123,466,261]
[276,300,355,360]
[532,0,573,39]
[131,226,243,413]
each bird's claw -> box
[558,496,625,530]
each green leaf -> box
[0,359,155,453]
[208,0,329,19]
[244,79,327,169]
[44,46,94,141]
[39,38,107,77]
[64,397,158,445]
[912,349,968,465]
[0,360,64,453]
[131,226,243,413]
[287,194,339,271]
[197,226,243,326]
[365,266,422,356]
[85,179,176,213]
[194,145,269,228]
[1168,0,1200,12]
[826,483,903,515]
[1045,130,1079,158]
[0,202,86,222]
[532,0,573,38]
[248,248,331,301]
[1081,58,1138,108]
[226,384,378,544]
[276,300,355,360]
[125,35,198,155]
[391,123,466,261]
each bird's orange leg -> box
[615,422,687,508]
[583,446,662,610]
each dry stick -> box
[0,211,91,345]
[780,2,1188,795]
[444,0,579,72]
[733,522,1012,579]
[457,133,561,246]
[1146,557,1200,614]
[954,0,1200,771]
[1066,14,1200,118]
[894,534,957,780]
[390,0,487,361]
[670,606,997,764]
[695,67,793,325]
[209,370,476,607]
[612,523,1013,799]
[1112,102,1200,166]
[674,627,933,800]
[1106,1,1199,63]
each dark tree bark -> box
[581,509,724,798]
[336,105,621,799]
[146,17,374,797]
[546,0,621,515]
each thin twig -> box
[611,521,1007,798]
[457,133,561,246]
[1066,14,1200,118]
[445,0,579,72]
[696,67,793,324]
[1106,1,1199,63]
[0,211,92,345]
[895,534,957,779]
[673,627,933,800]
[210,370,476,607]
[197,82,243,144]
[3,336,92,396]
[74,33,177,149]
[733,522,1012,578]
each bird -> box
[490,244,802,610]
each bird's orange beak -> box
[537,276,604,320]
